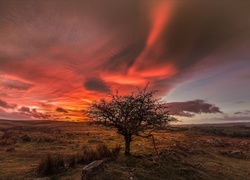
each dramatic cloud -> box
[0,76,34,90]
[0,0,249,121]
[0,108,31,120]
[56,107,68,113]
[19,106,31,113]
[18,106,50,119]
[0,99,17,109]
[167,100,222,117]
[84,78,110,93]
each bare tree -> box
[85,86,176,155]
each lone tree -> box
[85,86,176,155]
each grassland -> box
[0,120,250,180]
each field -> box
[0,120,250,180]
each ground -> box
[0,120,250,180]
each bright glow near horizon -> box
[0,0,250,123]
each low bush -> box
[0,139,16,146]
[37,154,65,176]
[77,149,98,164]
[76,144,121,165]
[96,144,112,158]
[66,155,77,168]
[5,146,15,152]
[36,144,121,177]
[96,144,121,159]
[111,145,121,158]
[36,136,56,143]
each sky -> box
[0,0,250,123]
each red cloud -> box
[0,99,17,109]
[0,1,249,121]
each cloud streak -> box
[56,107,68,113]
[167,100,222,117]
[0,99,17,109]
[234,110,250,115]
[84,78,110,93]
[0,0,249,121]
[18,106,51,119]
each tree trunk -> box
[124,135,132,156]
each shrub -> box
[5,146,15,152]
[77,149,98,164]
[111,145,121,158]
[2,131,12,139]
[66,155,76,168]
[36,144,121,176]
[96,144,112,158]
[77,144,121,164]
[21,134,31,142]
[0,139,16,146]
[37,154,65,176]
[36,136,56,143]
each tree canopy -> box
[86,86,176,155]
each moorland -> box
[0,120,250,180]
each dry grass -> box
[76,144,120,165]
[0,120,250,179]
[35,144,120,177]
[37,154,65,176]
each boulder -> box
[81,160,104,180]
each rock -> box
[206,139,215,143]
[82,160,104,180]
[230,150,242,155]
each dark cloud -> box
[0,99,8,109]
[235,101,245,104]
[84,78,110,93]
[0,78,34,90]
[0,99,17,109]
[167,100,222,117]
[234,110,250,115]
[0,0,250,121]
[18,106,50,119]
[104,42,146,73]
[0,108,31,120]
[31,110,51,119]
[19,106,31,113]
[39,102,54,108]
[56,107,68,113]
[216,114,250,121]
[160,1,250,70]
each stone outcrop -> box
[81,160,104,180]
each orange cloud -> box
[0,0,249,121]
[147,1,173,46]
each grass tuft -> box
[37,154,65,176]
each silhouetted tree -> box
[85,86,176,155]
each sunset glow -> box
[0,0,250,123]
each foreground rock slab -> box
[81,160,104,180]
